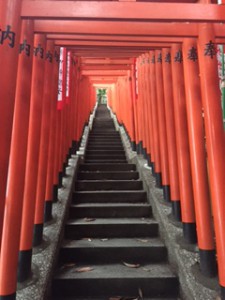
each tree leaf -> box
[122,262,140,268]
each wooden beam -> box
[35,20,199,37]
[54,40,173,47]
[22,1,225,23]
[74,53,142,57]
[81,70,128,76]
[34,20,225,38]
[47,34,184,43]
[81,58,135,64]
[81,65,132,70]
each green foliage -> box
[97,88,107,103]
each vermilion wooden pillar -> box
[45,48,60,205]
[142,54,150,160]
[138,55,145,154]
[155,50,170,202]
[182,38,216,277]
[136,57,143,154]
[34,40,55,228]
[57,47,66,188]
[0,20,34,295]
[19,34,46,253]
[148,53,156,173]
[162,49,181,220]
[0,0,22,245]
[131,63,139,150]
[171,44,196,243]
[149,50,162,187]
[198,23,225,297]
[128,68,136,150]
[145,53,153,167]
[53,111,61,197]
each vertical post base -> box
[155,172,162,188]
[0,294,16,300]
[72,140,77,154]
[183,222,197,244]
[221,286,225,300]
[17,249,32,283]
[58,171,63,188]
[143,148,148,160]
[199,249,217,278]
[147,154,151,167]
[163,185,171,202]
[171,200,182,221]
[68,147,73,158]
[62,162,67,177]
[139,141,144,155]
[131,141,136,151]
[53,184,58,203]
[44,201,53,223]
[137,141,142,154]
[151,162,156,176]
[33,223,44,247]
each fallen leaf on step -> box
[63,263,76,268]
[82,237,92,242]
[101,238,109,242]
[109,297,138,300]
[137,239,149,243]
[74,267,94,273]
[122,262,140,268]
[142,267,151,272]
[84,218,96,222]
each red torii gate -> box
[0,0,225,299]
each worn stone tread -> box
[54,263,177,279]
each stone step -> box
[73,190,147,204]
[59,238,167,264]
[92,126,115,128]
[75,180,143,191]
[85,154,126,160]
[89,132,120,136]
[54,297,179,300]
[86,146,124,151]
[84,159,127,164]
[51,104,179,300]
[89,133,120,137]
[77,171,139,180]
[79,163,136,171]
[52,263,179,298]
[88,137,121,141]
[86,150,125,154]
[87,142,123,146]
[65,218,158,239]
[69,203,151,218]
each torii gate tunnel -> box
[0,0,225,299]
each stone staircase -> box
[51,104,179,300]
